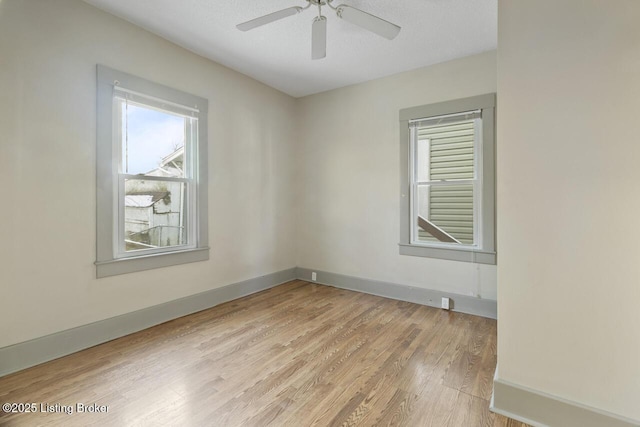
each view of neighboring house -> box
[124,146,186,250]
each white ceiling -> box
[83,0,497,98]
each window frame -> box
[399,94,496,264]
[96,65,209,278]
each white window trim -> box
[95,65,209,278]
[399,94,496,265]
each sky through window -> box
[122,103,185,175]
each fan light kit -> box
[237,0,401,60]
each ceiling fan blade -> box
[336,6,400,40]
[237,7,302,31]
[311,16,327,60]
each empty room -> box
[0,0,638,426]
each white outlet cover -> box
[311,272,317,281]
[441,297,450,310]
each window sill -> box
[398,244,496,265]
[95,247,209,278]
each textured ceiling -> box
[83,0,497,98]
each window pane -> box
[417,120,475,181]
[120,101,187,178]
[416,183,474,245]
[416,137,430,182]
[124,179,187,251]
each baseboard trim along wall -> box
[1,267,497,378]
[491,374,640,427]
[295,267,497,319]
[0,268,297,378]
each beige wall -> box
[0,0,297,347]
[296,51,497,299]
[3,0,637,421]
[497,0,640,420]
[0,1,497,353]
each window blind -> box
[114,86,199,118]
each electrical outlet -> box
[441,297,450,310]
[311,272,317,281]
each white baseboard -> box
[0,268,296,377]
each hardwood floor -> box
[0,280,529,426]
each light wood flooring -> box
[0,280,529,426]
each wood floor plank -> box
[0,281,530,427]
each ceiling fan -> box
[236,0,401,60]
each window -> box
[399,94,495,264]
[96,65,209,277]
